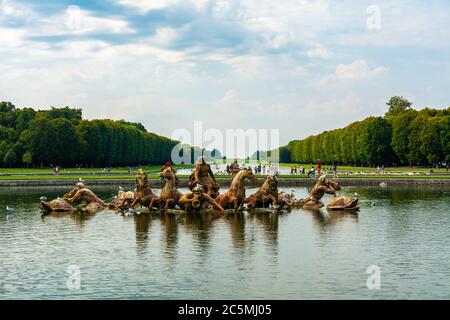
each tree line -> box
[0,102,178,167]
[277,97,450,166]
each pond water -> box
[0,185,449,300]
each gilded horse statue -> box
[129,170,158,208]
[216,168,257,211]
[149,166,183,210]
[245,174,279,209]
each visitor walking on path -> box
[317,161,322,176]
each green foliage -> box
[284,99,449,167]
[0,101,15,112]
[22,152,32,165]
[117,120,147,132]
[37,107,82,122]
[385,96,412,117]
[4,149,17,166]
[391,110,417,164]
[0,101,178,167]
[360,117,394,165]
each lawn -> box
[279,163,449,173]
[1,174,448,181]
[0,164,194,175]
[0,163,449,181]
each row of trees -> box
[278,97,450,166]
[0,102,178,167]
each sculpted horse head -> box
[135,170,149,187]
[232,167,257,186]
[327,179,341,191]
[263,174,278,191]
[160,166,176,182]
[156,166,182,209]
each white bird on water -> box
[40,196,47,201]
[118,186,124,191]
[5,206,15,214]
[124,208,136,216]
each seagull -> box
[40,196,48,201]
[118,186,124,191]
[354,192,360,198]
[5,206,14,214]
[124,208,136,216]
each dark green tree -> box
[385,96,412,117]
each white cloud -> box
[305,43,332,59]
[48,6,134,36]
[115,0,208,14]
[320,59,388,85]
[0,27,25,47]
[150,27,181,46]
[0,0,31,17]
[2,0,450,149]
[222,89,238,102]
[238,0,332,43]
[337,2,450,48]
[304,95,362,116]
[336,60,387,80]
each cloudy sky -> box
[1,0,449,156]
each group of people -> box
[224,161,279,176]
[289,162,338,178]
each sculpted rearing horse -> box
[245,174,279,209]
[149,167,183,210]
[129,170,158,208]
[216,168,257,211]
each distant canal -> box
[1,185,449,299]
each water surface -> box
[0,185,449,299]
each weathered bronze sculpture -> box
[179,185,225,213]
[245,175,279,209]
[327,195,359,211]
[109,190,135,209]
[149,166,183,210]
[188,156,220,198]
[41,182,107,214]
[129,170,158,208]
[299,176,337,209]
[63,183,107,213]
[40,198,75,213]
[216,168,257,211]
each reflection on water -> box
[0,185,449,299]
